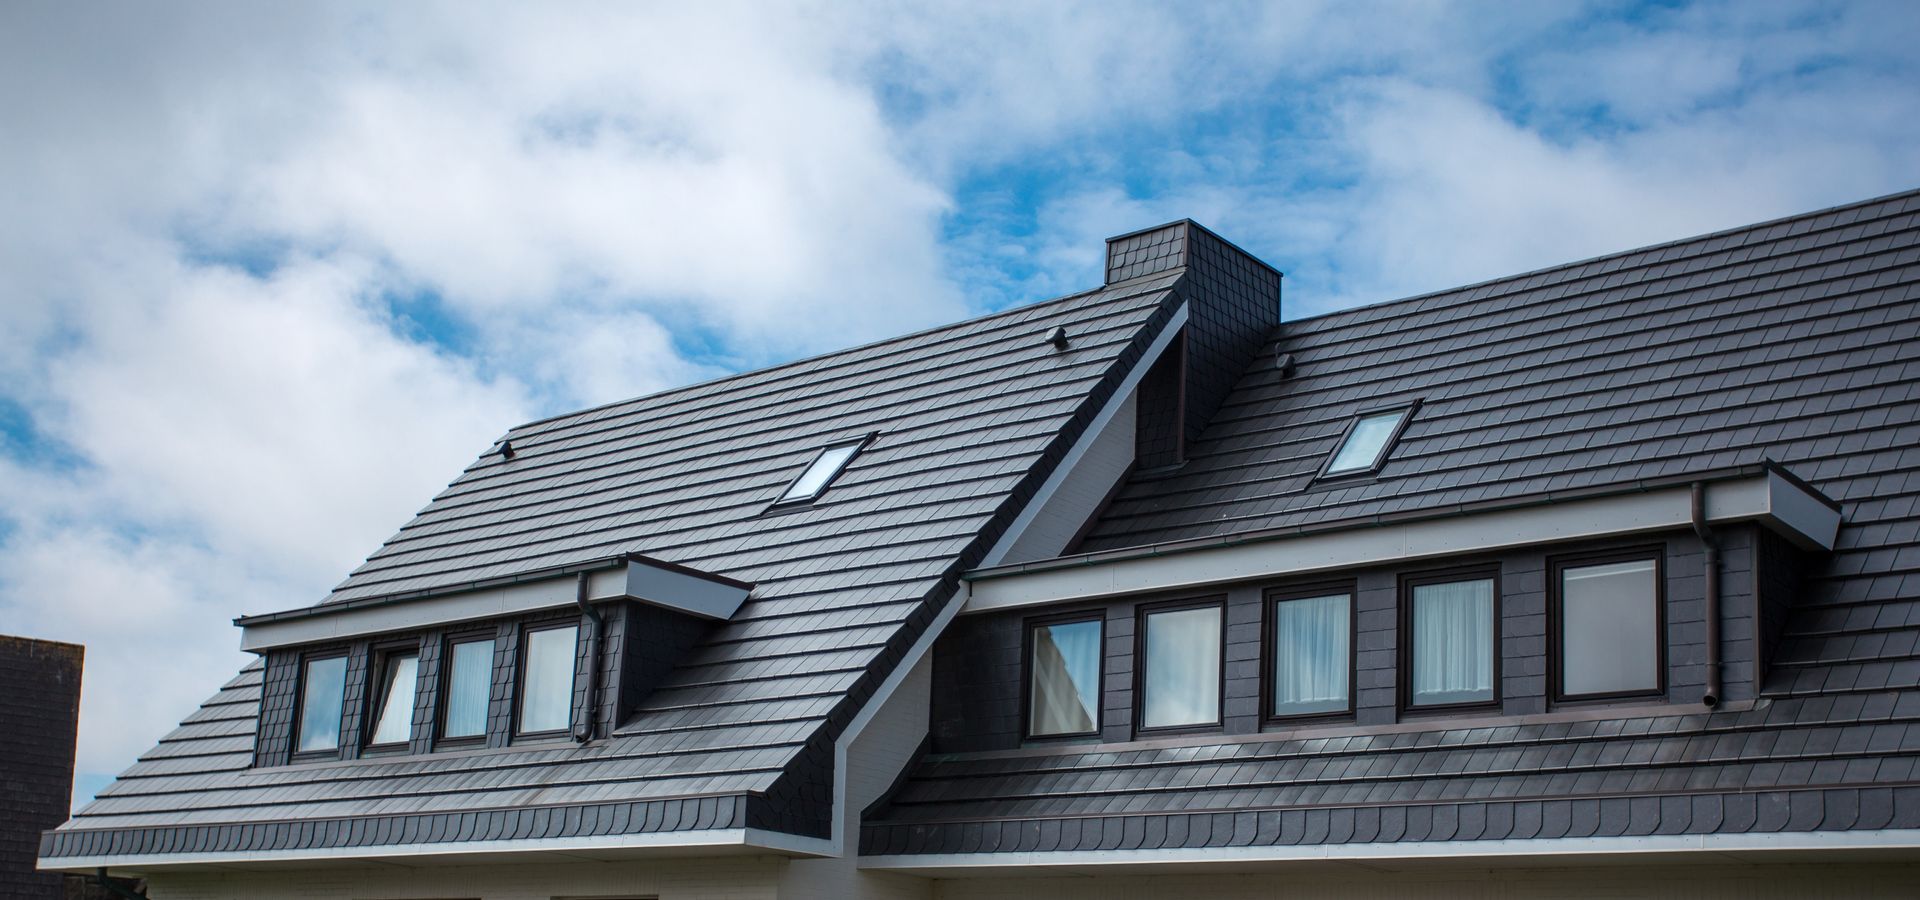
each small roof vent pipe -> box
[496,440,516,460]
[1276,352,1297,378]
[1048,327,1071,351]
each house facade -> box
[41,190,1920,897]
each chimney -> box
[1105,220,1283,469]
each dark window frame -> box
[1315,400,1421,482]
[1020,609,1107,743]
[436,630,497,748]
[1398,565,1503,714]
[1261,580,1359,724]
[512,618,582,741]
[1133,595,1228,736]
[766,432,878,511]
[1548,546,1668,704]
[290,649,351,762]
[361,640,422,753]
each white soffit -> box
[239,558,751,652]
[964,469,1840,614]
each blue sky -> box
[1,0,1917,807]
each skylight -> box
[776,436,869,504]
[1322,406,1414,477]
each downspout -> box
[1690,482,1722,708]
[95,868,146,900]
[572,571,604,743]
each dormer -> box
[236,554,748,765]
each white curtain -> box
[1562,560,1658,695]
[1412,579,1494,704]
[1272,593,1349,715]
[519,626,578,733]
[1143,606,1221,728]
[443,639,493,738]
[368,654,419,745]
[1029,621,1100,735]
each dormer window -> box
[516,623,579,736]
[294,654,347,755]
[439,635,494,742]
[775,435,871,504]
[365,648,419,747]
[1320,403,1417,478]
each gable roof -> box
[863,187,1920,862]
[42,270,1190,865]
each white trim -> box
[965,473,1839,614]
[40,827,834,872]
[979,303,1189,569]
[859,828,1920,872]
[241,560,750,651]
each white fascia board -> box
[965,472,1839,613]
[858,829,1920,873]
[241,560,750,652]
[978,302,1189,568]
[40,827,834,873]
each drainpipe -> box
[1690,482,1722,708]
[572,571,604,743]
[95,868,146,900]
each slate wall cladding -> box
[931,531,1743,752]
[1,635,81,900]
[603,602,712,737]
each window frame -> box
[1397,565,1503,714]
[1020,609,1107,742]
[361,640,422,753]
[435,630,497,748]
[513,619,581,741]
[1261,580,1358,724]
[1548,546,1667,704]
[767,432,877,509]
[290,650,351,762]
[1315,400,1420,481]
[1132,596,1228,736]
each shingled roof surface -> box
[46,271,1186,860]
[863,189,1920,856]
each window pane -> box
[1561,559,1659,696]
[443,639,494,739]
[367,653,418,745]
[1142,606,1221,728]
[1272,593,1350,716]
[1327,410,1407,474]
[780,442,862,502]
[518,626,578,734]
[1411,579,1494,705]
[1028,619,1101,736]
[296,656,347,753]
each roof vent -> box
[1048,327,1071,351]
[496,440,516,460]
[1276,352,1297,378]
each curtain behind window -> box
[1272,593,1349,715]
[1412,579,1494,705]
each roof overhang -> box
[964,463,1840,613]
[237,554,752,652]
[859,829,1920,876]
[40,826,831,875]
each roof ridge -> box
[1280,185,1920,331]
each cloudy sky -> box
[3,0,1917,806]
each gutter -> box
[1691,481,1723,708]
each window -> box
[517,624,578,736]
[1321,404,1416,477]
[1025,615,1103,738]
[1404,572,1498,708]
[775,435,872,504]
[1554,552,1663,700]
[1268,587,1352,718]
[294,654,348,754]
[440,636,494,741]
[365,648,419,747]
[1138,601,1223,730]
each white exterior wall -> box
[143,856,788,900]
[927,863,1920,900]
[996,390,1136,565]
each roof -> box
[863,187,1920,858]
[44,270,1189,862]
